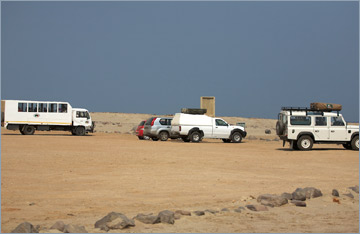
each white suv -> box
[276,107,359,151]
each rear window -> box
[139,121,145,126]
[290,116,311,125]
[145,117,156,125]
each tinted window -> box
[215,119,228,126]
[331,116,345,126]
[49,103,57,113]
[290,116,311,125]
[145,117,155,125]
[159,118,168,125]
[139,121,145,126]
[38,103,48,112]
[58,104,68,113]
[18,103,27,112]
[76,111,90,119]
[28,103,38,112]
[315,117,327,126]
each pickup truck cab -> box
[171,113,247,143]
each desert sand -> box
[1,113,359,233]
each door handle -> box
[331,130,335,133]
[315,130,319,133]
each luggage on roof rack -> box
[181,108,207,115]
[310,103,342,112]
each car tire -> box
[190,131,201,143]
[152,137,159,141]
[138,136,144,140]
[350,135,359,151]
[276,121,284,135]
[182,137,190,142]
[292,141,299,150]
[159,131,169,141]
[343,143,352,150]
[222,139,231,143]
[23,125,35,135]
[75,126,86,136]
[297,135,313,151]
[231,132,242,143]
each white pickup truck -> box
[171,113,247,143]
[1,100,95,136]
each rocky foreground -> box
[11,186,359,233]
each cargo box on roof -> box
[310,103,342,111]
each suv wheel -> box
[343,143,352,150]
[152,137,159,141]
[190,131,201,143]
[222,139,231,143]
[159,131,169,141]
[297,135,313,151]
[231,132,242,143]
[182,137,190,142]
[351,136,359,151]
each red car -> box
[136,120,148,140]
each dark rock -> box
[292,187,322,201]
[95,212,135,231]
[292,188,306,201]
[204,209,219,214]
[303,187,323,199]
[265,129,271,134]
[349,185,359,194]
[257,194,288,207]
[63,224,87,233]
[234,208,242,213]
[158,210,175,224]
[344,193,354,199]
[11,222,39,233]
[50,221,65,232]
[221,208,230,212]
[332,189,340,197]
[291,200,306,207]
[245,205,268,211]
[133,213,160,224]
[194,211,205,216]
[175,210,191,216]
[281,193,292,200]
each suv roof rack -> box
[281,107,340,116]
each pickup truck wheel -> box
[222,139,231,143]
[23,125,35,135]
[190,131,201,142]
[297,135,313,151]
[343,143,352,150]
[351,136,359,151]
[75,126,85,136]
[231,132,242,143]
[152,137,159,141]
[159,131,169,141]
[182,137,190,142]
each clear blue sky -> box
[1,1,359,121]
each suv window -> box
[18,103,27,112]
[315,117,327,126]
[331,116,345,126]
[159,118,172,125]
[290,116,311,125]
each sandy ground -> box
[1,113,359,233]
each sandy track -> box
[1,130,359,233]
